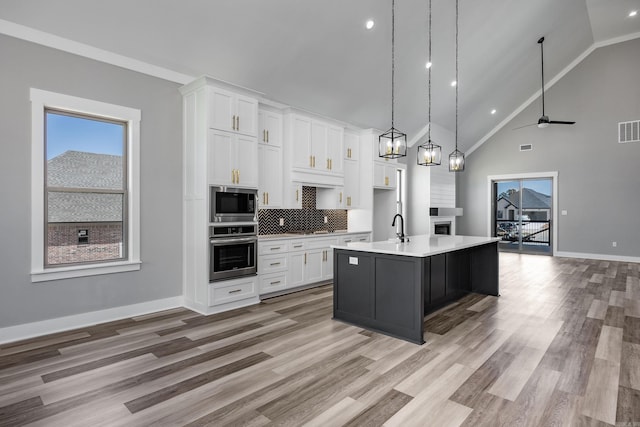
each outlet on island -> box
[279,218,284,226]
[324,216,328,224]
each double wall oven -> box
[209,187,258,282]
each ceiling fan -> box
[514,37,576,130]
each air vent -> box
[520,144,533,151]
[619,120,640,143]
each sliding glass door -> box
[493,178,552,254]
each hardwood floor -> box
[1,253,639,426]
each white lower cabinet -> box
[258,235,358,296]
[209,276,258,306]
[259,272,287,294]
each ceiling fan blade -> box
[548,120,576,125]
[512,123,537,130]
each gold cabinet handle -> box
[263,129,266,142]
[347,196,351,207]
[237,169,240,183]
[229,289,242,294]
[236,116,240,131]
[232,115,236,130]
[270,280,281,285]
[296,189,299,202]
[304,253,307,264]
[310,155,313,167]
[327,158,330,169]
[339,192,342,204]
[262,192,266,205]
[385,176,389,186]
[266,192,269,205]
[266,130,269,142]
[232,169,236,183]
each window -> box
[31,89,141,282]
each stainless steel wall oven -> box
[209,223,257,282]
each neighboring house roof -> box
[47,151,123,223]
[498,188,551,210]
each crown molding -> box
[0,19,194,84]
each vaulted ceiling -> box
[1,0,639,150]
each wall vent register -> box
[520,144,533,151]
[619,120,639,143]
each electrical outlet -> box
[612,241,617,247]
[279,218,284,226]
[561,210,567,216]
[324,216,328,223]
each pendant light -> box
[417,0,442,166]
[379,0,407,159]
[449,0,465,172]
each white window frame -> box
[30,88,141,282]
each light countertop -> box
[331,235,500,257]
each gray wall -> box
[457,38,640,258]
[0,35,183,328]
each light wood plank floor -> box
[1,253,639,426]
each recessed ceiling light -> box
[451,81,457,87]
[426,61,432,69]
[491,109,497,115]
[630,10,638,17]
[366,19,375,29]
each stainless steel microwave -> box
[210,186,257,223]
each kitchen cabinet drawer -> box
[259,254,287,274]
[209,277,257,306]
[260,241,288,255]
[288,240,306,251]
[305,238,337,250]
[340,233,371,244]
[259,272,287,294]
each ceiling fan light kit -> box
[449,0,465,172]
[418,0,442,166]
[379,0,407,159]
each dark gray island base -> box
[332,236,499,344]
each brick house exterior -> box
[46,151,124,265]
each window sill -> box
[31,260,142,283]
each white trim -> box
[0,19,193,84]
[487,172,558,255]
[556,251,640,264]
[0,296,184,345]
[31,261,142,282]
[468,32,640,156]
[30,88,142,282]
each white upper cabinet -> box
[343,159,359,208]
[258,110,282,147]
[326,125,343,174]
[288,113,344,176]
[209,87,258,137]
[258,143,283,208]
[291,114,313,170]
[373,162,397,190]
[208,129,258,188]
[344,131,360,161]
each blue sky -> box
[497,179,551,196]
[46,111,124,160]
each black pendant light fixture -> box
[449,0,465,172]
[417,0,442,166]
[379,0,407,159]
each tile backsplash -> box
[258,186,347,235]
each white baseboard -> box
[0,296,184,345]
[555,251,640,264]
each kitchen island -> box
[331,235,500,344]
